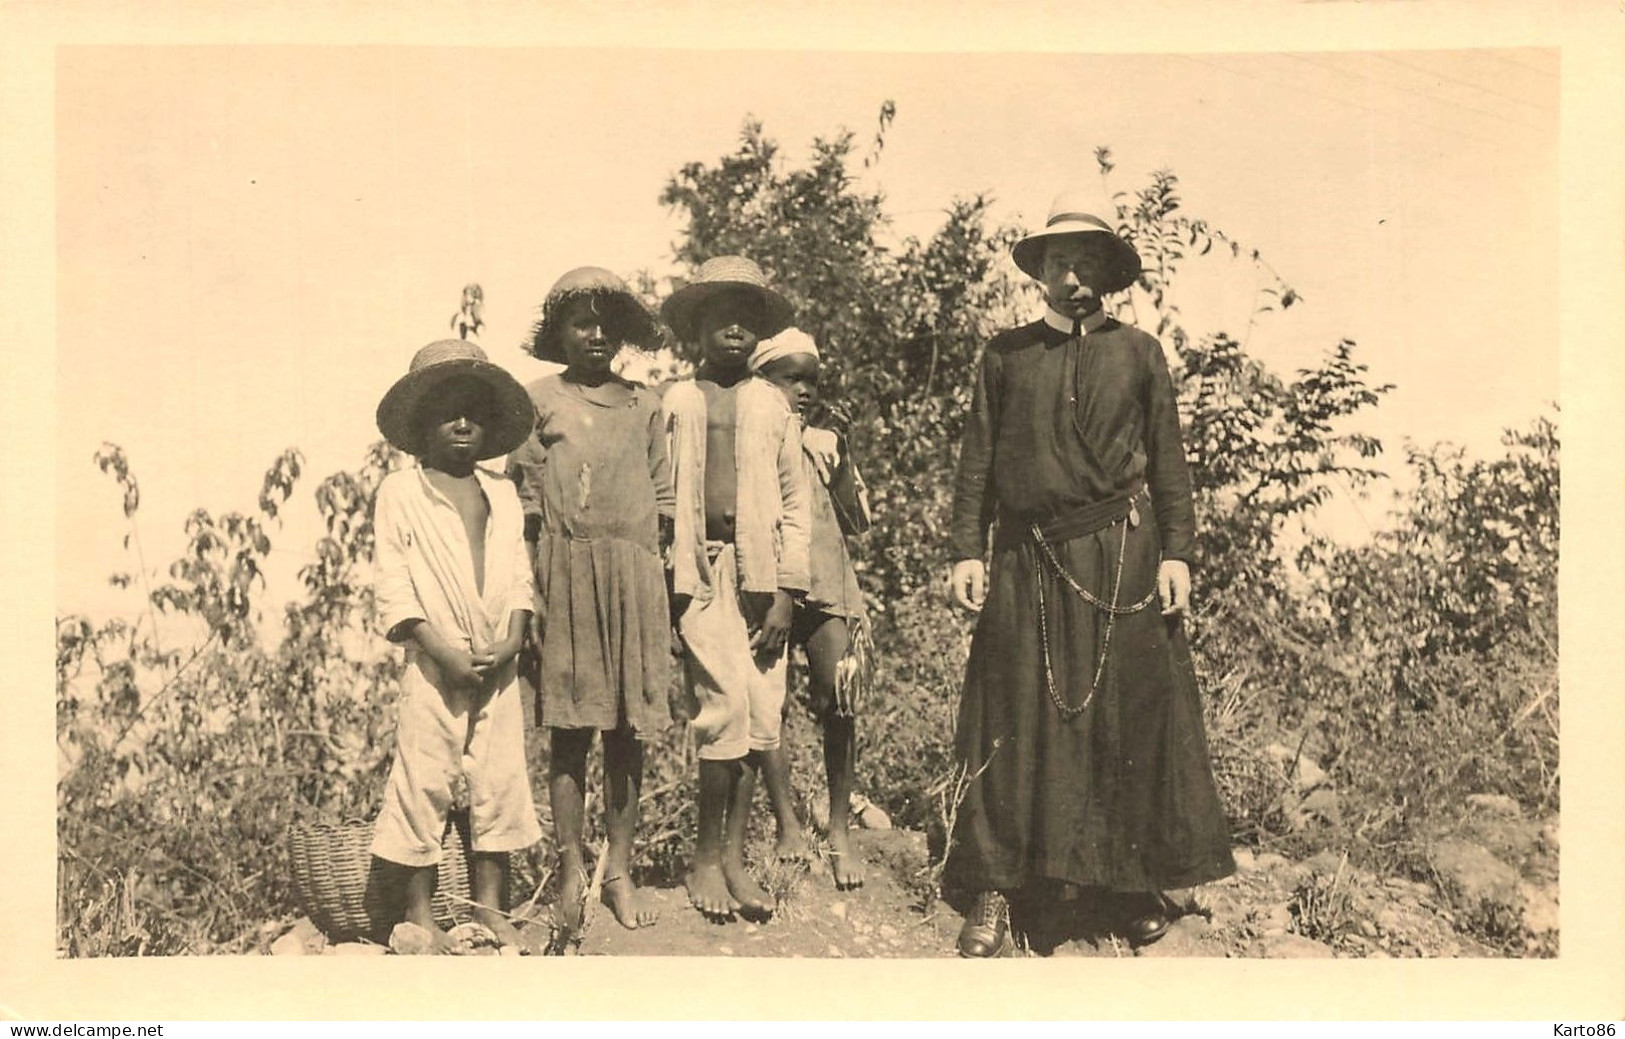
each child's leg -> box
[686,757,743,919]
[371,857,459,953]
[806,615,863,889]
[549,727,593,932]
[676,542,760,919]
[370,664,466,952]
[761,607,811,860]
[470,851,540,951]
[600,727,659,928]
[724,751,774,917]
[403,864,457,945]
[759,741,809,861]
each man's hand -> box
[1158,559,1191,616]
[950,559,986,612]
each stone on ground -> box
[270,917,325,956]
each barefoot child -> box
[660,256,809,921]
[749,329,875,892]
[945,193,1234,956]
[506,267,675,933]
[371,339,544,953]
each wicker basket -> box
[288,812,498,943]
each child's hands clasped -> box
[436,648,488,693]
[471,634,524,681]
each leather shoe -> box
[957,890,1010,958]
[1123,892,1173,947]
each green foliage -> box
[1307,416,1560,842]
[57,443,403,955]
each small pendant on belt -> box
[1128,500,1141,528]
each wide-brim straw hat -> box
[660,255,795,343]
[526,266,660,364]
[376,339,535,460]
[1011,192,1142,294]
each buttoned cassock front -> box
[944,308,1234,897]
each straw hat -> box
[526,266,659,364]
[660,255,795,343]
[1011,191,1142,293]
[376,339,535,460]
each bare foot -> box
[775,828,812,863]
[395,914,459,955]
[685,861,740,921]
[554,866,588,935]
[473,905,544,954]
[826,826,866,890]
[602,876,660,929]
[723,857,774,919]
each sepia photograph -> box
[8,0,1625,1023]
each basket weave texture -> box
[288,812,492,942]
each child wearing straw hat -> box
[747,328,876,892]
[370,339,544,954]
[944,192,1235,957]
[660,256,809,921]
[505,267,675,934]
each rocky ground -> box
[261,788,1558,959]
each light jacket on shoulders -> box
[662,377,811,602]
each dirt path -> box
[269,801,1557,959]
[574,830,958,958]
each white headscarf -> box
[748,327,820,372]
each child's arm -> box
[754,402,812,656]
[823,429,872,537]
[646,394,677,522]
[373,476,435,645]
[646,395,677,566]
[661,380,708,608]
[492,487,539,668]
[734,382,808,656]
[505,431,545,573]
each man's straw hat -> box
[1011,191,1142,293]
[660,255,795,343]
[376,339,534,460]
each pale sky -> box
[54,45,1558,619]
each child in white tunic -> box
[370,339,544,953]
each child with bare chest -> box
[661,256,808,921]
